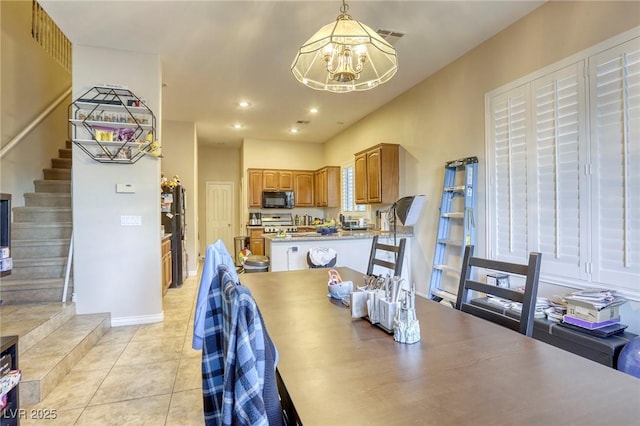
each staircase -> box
[0,141,112,405]
[0,141,73,304]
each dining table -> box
[240,267,640,425]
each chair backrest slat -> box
[366,236,407,277]
[455,245,542,336]
[463,279,525,303]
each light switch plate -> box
[121,215,142,226]
[116,183,135,193]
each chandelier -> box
[291,0,398,93]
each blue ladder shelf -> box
[429,156,478,304]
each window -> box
[342,163,365,213]
[486,31,640,299]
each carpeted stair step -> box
[58,148,72,159]
[0,278,72,304]
[51,158,71,169]
[11,222,72,240]
[43,168,71,180]
[34,179,71,193]
[8,257,67,280]
[11,239,71,258]
[12,207,72,223]
[24,192,71,208]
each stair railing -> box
[0,86,71,160]
[62,230,73,303]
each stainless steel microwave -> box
[262,191,294,209]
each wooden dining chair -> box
[366,236,407,277]
[455,245,542,336]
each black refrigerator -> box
[161,185,185,287]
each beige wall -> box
[242,138,325,170]
[0,0,71,206]
[324,1,640,299]
[72,45,163,325]
[198,145,241,257]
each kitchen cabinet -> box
[161,237,172,295]
[248,227,265,256]
[294,172,314,207]
[263,170,294,191]
[248,169,263,207]
[354,144,399,204]
[314,166,340,207]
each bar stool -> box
[307,248,337,268]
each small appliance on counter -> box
[248,212,262,226]
[340,214,368,231]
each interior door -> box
[206,181,234,253]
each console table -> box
[470,297,637,368]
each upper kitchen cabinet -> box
[314,166,340,207]
[248,169,263,207]
[294,171,314,207]
[355,144,399,204]
[263,170,294,191]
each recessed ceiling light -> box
[290,128,299,134]
[232,123,243,129]
[238,101,250,108]
[309,107,318,114]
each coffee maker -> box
[248,212,262,226]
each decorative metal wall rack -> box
[69,86,157,164]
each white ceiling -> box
[40,0,543,148]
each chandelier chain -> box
[340,0,349,14]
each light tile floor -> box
[22,275,204,425]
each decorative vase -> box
[618,336,640,379]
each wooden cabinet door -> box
[162,239,172,295]
[294,172,314,207]
[354,153,368,204]
[325,166,341,208]
[248,169,263,207]
[314,168,327,206]
[279,171,294,190]
[366,148,382,203]
[262,170,279,191]
[249,228,265,256]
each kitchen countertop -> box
[265,229,412,242]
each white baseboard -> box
[111,312,164,327]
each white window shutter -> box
[590,38,640,292]
[531,62,586,280]
[487,86,530,262]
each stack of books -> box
[562,289,627,333]
[544,299,567,323]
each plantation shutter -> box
[487,86,530,262]
[589,39,640,292]
[531,62,586,279]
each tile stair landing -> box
[0,302,110,405]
